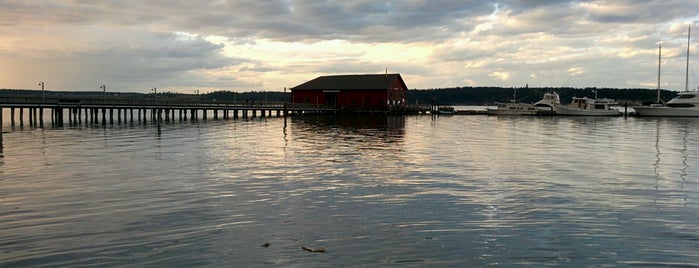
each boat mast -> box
[686,25,691,92]
[657,43,661,102]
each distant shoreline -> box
[1,86,678,106]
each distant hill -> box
[1,87,677,105]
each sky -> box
[1,0,698,93]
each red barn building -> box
[291,73,408,110]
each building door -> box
[325,92,338,106]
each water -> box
[1,110,699,267]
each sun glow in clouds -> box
[206,36,435,88]
[490,71,510,81]
[568,67,585,76]
[0,1,697,92]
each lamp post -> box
[195,90,200,106]
[100,84,106,104]
[151,87,159,124]
[283,87,287,117]
[151,87,161,133]
[152,87,157,105]
[39,81,44,103]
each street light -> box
[195,90,200,106]
[39,81,44,103]
[150,87,161,131]
[100,84,106,104]
[151,88,158,105]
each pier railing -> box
[0,95,347,111]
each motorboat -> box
[555,95,621,116]
[486,102,538,115]
[486,87,538,115]
[534,92,560,113]
[633,91,699,116]
[634,26,699,117]
[435,106,455,114]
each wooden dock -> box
[0,96,344,128]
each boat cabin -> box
[666,92,699,108]
[572,97,617,110]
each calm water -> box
[1,109,699,267]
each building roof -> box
[291,74,406,91]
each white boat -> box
[633,92,699,116]
[534,92,560,112]
[435,106,455,114]
[634,26,699,117]
[486,102,538,115]
[555,94,621,116]
[486,87,538,115]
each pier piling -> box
[1,99,340,131]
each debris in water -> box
[261,242,270,248]
[301,246,326,253]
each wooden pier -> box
[0,96,342,128]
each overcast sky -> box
[1,0,698,93]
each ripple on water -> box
[1,116,699,266]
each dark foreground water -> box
[1,111,698,267]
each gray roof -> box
[292,74,405,91]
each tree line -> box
[1,87,677,105]
[408,86,675,106]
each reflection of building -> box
[293,114,406,131]
[291,74,408,110]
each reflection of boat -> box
[534,92,560,112]
[435,106,455,114]
[486,87,537,115]
[634,26,699,117]
[555,94,621,116]
[648,118,693,208]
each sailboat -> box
[634,25,699,117]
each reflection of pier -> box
[0,97,342,128]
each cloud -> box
[0,0,698,92]
[0,27,237,91]
[489,71,510,81]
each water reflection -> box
[288,113,407,167]
[2,115,699,266]
[653,118,696,208]
[292,114,405,131]
[0,130,4,161]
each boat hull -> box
[555,107,621,116]
[633,106,699,117]
[486,109,538,115]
